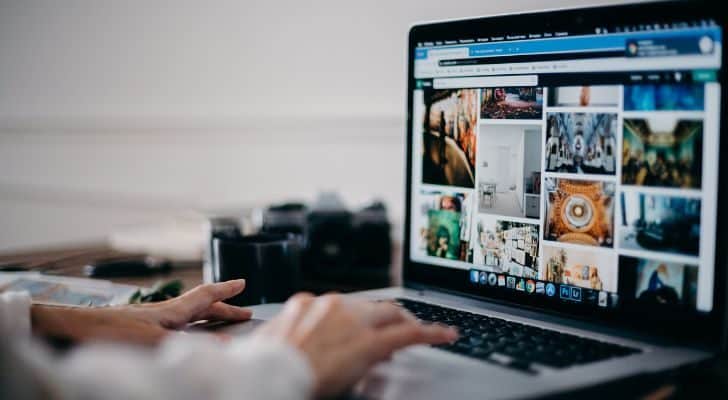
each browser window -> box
[409,22,722,313]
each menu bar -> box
[416,19,720,48]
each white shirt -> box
[0,291,313,400]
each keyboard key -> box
[395,298,640,373]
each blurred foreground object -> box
[0,272,138,307]
[128,279,183,304]
[203,193,392,293]
[210,233,301,306]
[263,193,392,289]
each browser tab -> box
[414,25,721,79]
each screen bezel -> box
[403,0,727,348]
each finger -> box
[288,292,315,302]
[174,280,247,316]
[266,292,315,335]
[200,302,253,322]
[212,332,233,343]
[297,294,347,336]
[368,321,458,361]
[355,301,414,328]
[189,280,247,303]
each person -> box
[438,110,447,166]
[439,195,462,212]
[648,151,670,186]
[1,279,457,399]
[434,226,451,258]
[647,263,671,292]
[579,86,591,107]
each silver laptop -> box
[231,1,727,398]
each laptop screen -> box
[405,1,725,334]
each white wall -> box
[478,124,528,189]
[515,132,525,211]
[524,128,542,182]
[0,0,640,252]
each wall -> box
[478,124,531,192]
[0,0,639,252]
[515,130,525,211]
[524,128,542,188]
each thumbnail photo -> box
[477,124,542,219]
[619,256,698,307]
[480,87,543,120]
[619,191,700,256]
[544,178,615,248]
[469,215,540,278]
[545,112,618,175]
[622,117,703,189]
[414,190,472,261]
[421,89,478,188]
[547,85,619,108]
[624,84,705,111]
[542,245,617,291]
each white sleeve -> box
[56,333,314,400]
[0,291,32,337]
[0,291,313,400]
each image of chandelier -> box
[546,179,613,247]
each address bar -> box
[433,75,538,89]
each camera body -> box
[262,194,391,286]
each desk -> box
[0,242,400,293]
[1,243,725,398]
[0,243,203,289]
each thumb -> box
[174,280,247,316]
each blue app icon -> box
[571,287,582,302]
[545,283,556,297]
[470,270,480,284]
[560,285,571,299]
[479,271,488,285]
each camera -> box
[261,193,392,287]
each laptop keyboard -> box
[395,298,640,373]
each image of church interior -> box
[619,192,701,256]
[477,124,542,218]
[543,245,615,291]
[544,178,615,247]
[547,85,619,107]
[545,112,617,175]
[421,89,478,188]
[469,218,539,278]
[622,117,703,189]
[480,87,543,119]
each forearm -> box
[31,304,168,345]
[31,304,88,341]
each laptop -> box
[231,1,727,398]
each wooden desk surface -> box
[0,243,203,290]
[0,241,400,293]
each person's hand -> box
[31,280,252,345]
[254,293,458,398]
